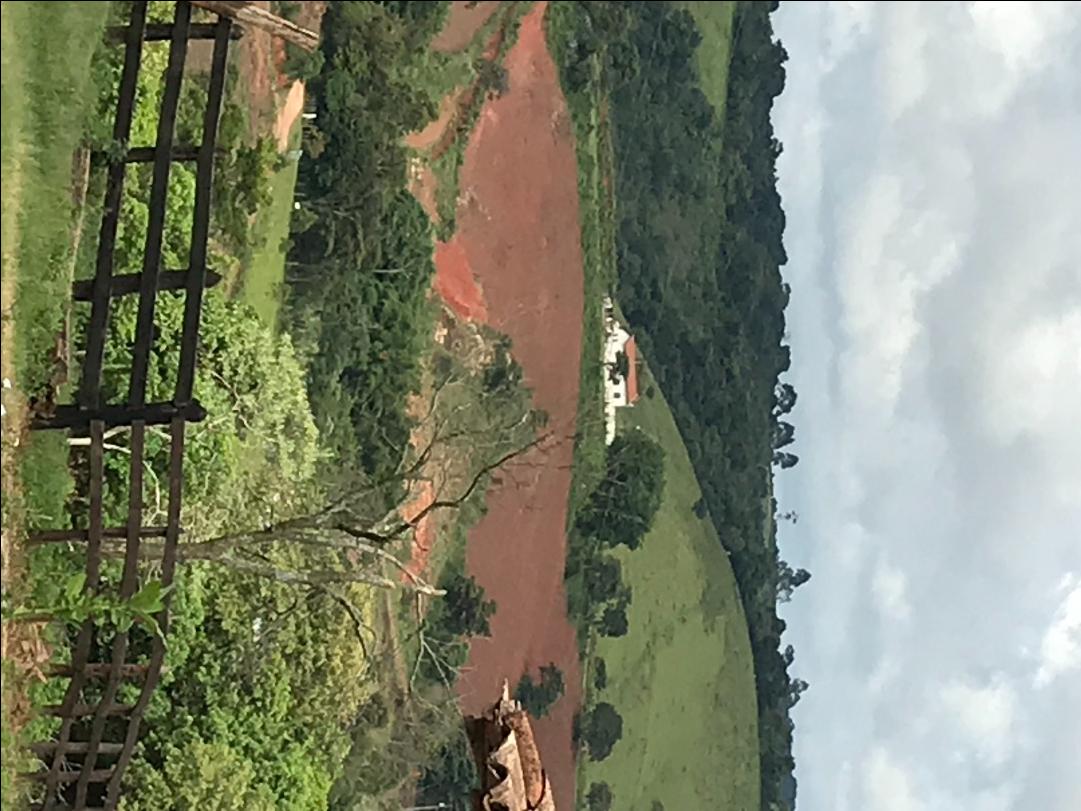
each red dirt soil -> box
[434,237,488,322]
[400,479,437,582]
[432,1,502,53]
[435,4,584,810]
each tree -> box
[772,420,795,450]
[576,432,665,549]
[515,663,565,718]
[772,451,798,469]
[787,678,809,709]
[593,658,608,691]
[587,782,613,811]
[584,555,623,604]
[600,605,628,638]
[583,703,623,761]
[433,571,496,639]
[608,350,630,384]
[777,561,811,603]
[773,382,797,415]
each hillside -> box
[581,363,760,810]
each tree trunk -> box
[190,1,319,52]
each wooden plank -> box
[25,768,115,784]
[28,526,168,545]
[31,399,207,431]
[127,2,192,408]
[41,421,107,809]
[106,419,186,807]
[45,663,154,680]
[73,420,147,807]
[41,703,134,718]
[176,18,232,402]
[190,0,318,51]
[107,21,240,41]
[72,268,221,302]
[78,2,148,409]
[30,741,124,757]
[122,143,200,163]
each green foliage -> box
[88,291,320,539]
[515,663,565,719]
[421,565,495,684]
[593,658,608,691]
[286,1,439,478]
[587,782,614,811]
[599,605,628,638]
[3,573,168,639]
[582,702,623,762]
[414,734,479,811]
[120,739,277,811]
[573,367,760,809]
[575,431,665,550]
[283,44,326,82]
[553,2,802,806]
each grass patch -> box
[1,2,110,396]
[580,364,760,810]
[239,153,300,329]
[679,1,736,126]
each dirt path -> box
[432,5,585,809]
[274,80,305,151]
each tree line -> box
[552,3,806,808]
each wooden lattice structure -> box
[23,3,236,807]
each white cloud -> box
[1035,576,1081,687]
[863,747,924,811]
[871,559,911,622]
[940,676,1020,767]
[773,1,1081,810]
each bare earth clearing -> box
[419,4,586,809]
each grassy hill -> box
[580,364,760,811]
[679,1,736,123]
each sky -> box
[771,3,1081,810]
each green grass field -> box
[580,364,760,811]
[680,1,736,123]
[1,2,109,392]
[2,6,111,805]
[239,152,299,329]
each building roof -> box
[465,682,557,810]
[624,335,639,404]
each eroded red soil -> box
[438,5,584,809]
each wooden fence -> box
[24,3,236,808]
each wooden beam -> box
[190,1,318,51]
[72,269,221,302]
[31,400,207,431]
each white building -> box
[602,297,640,445]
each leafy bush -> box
[593,658,608,691]
[575,431,664,550]
[515,663,565,719]
[587,782,614,811]
[582,702,623,761]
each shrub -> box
[515,664,565,718]
[587,782,614,811]
[583,703,623,761]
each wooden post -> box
[190,1,319,51]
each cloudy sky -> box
[772,3,1081,810]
